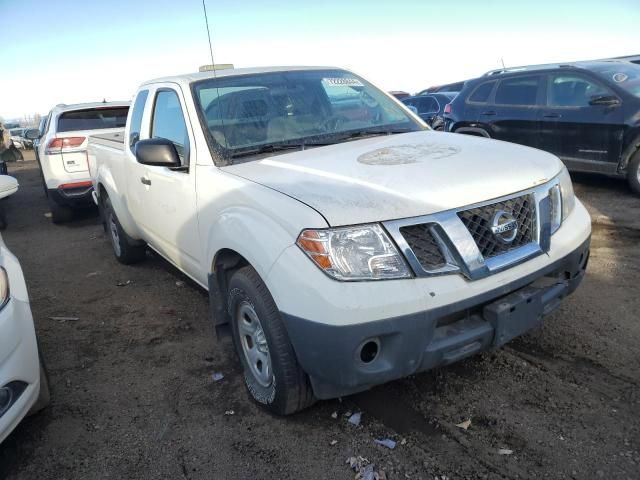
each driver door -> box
[135,85,204,280]
[537,73,624,169]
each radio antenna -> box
[201,0,228,156]
[202,0,217,76]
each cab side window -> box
[548,74,611,107]
[151,90,190,163]
[129,90,148,153]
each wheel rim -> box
[237,301,273,387]
[109,214,121,257]
[636,161,640,184]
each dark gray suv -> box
[444,60,640,194]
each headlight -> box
[0,267,9,309]
[549,166,576,234]
[296,224,412,281]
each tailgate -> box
[61,148,89,173]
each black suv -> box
[444,61,640,194]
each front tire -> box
[104,196,146,264]
[227,266,315,415]
[627,150,640,195]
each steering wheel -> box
[321,115,348,132]
[359,90,379,108]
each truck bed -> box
[87,130,126,184]
[90,131,125,151]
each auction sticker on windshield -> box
[323,77,364,87]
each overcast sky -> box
[1,0,639,120]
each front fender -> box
[197,168,328,324]
[205,201,326,288]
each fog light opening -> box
[0,387,12,415]
[359,339,380,364]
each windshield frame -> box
[190,69,425,166]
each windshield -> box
[592,62,640,98]
[192,69,424,164]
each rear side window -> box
[57,107,129,133]
[468,81,496,103]
[495,76,542,106]
[417,97,439,113]
[151,90,189,161]
[129,90,148,152]
[43,112,52,134]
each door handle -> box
[543,113,562,119]
[480,111,496,116]
[140,177,151,186]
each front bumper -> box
[0,298,40,444]
[282,236,590,399]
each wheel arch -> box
[208,248,250,330]
[95,175,143,241]
[454,126,491,138]
[619,131,640,174]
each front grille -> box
[458,194,536,258]
[400,224,447,270]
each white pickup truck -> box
[89,66,591,415]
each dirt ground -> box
[0,152,638,480]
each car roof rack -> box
[483,63,580,76]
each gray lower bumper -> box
[281,236,590,400]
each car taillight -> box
[443,103,452,114]
[45,136,86,154]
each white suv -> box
[26,101,129,223]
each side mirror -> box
[589,95,621,107]
[135,138,181,167]
[24,128,41,140]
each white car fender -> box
[0,240,29,303]
[199,171,327,295]
[95,164,144,240]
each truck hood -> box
[223,131,563,226]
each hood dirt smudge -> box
[358,143,461,166]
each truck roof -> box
[142,66,341,86]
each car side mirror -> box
[24,128,41,140]
[589,95,621,107]
[135,138,181,167]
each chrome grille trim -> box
[399,224,448,270]
[383,178,559,280]
[458,194,537,258]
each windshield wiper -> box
[347,128,413,138]
[229,129,413,159]
[230,141,332,159]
